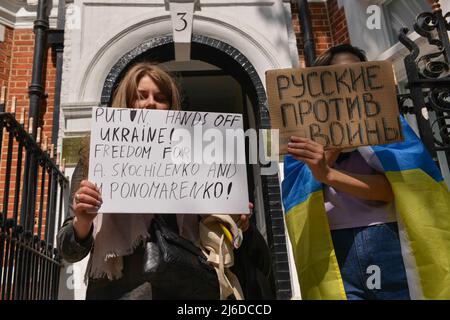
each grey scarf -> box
[85,213,200,281]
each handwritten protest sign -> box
[265,60,403,153]
[88,107,249,214]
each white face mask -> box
[341,147,357,153]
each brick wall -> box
[0,28,58,237]
[5,29,57,142]
[327,0,350,45]
[290,0,350,66]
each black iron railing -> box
[0,111,68,300]
[398,0,450,169]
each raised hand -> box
[287,136,333,183]
[72,180,103,240]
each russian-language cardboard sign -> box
[266,60,404,153]
[88,107,249,214]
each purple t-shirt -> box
[324,150,397,230]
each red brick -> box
[1,28,57,217]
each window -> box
[382,0,431,47]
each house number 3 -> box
[175,12,188,32]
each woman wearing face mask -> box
[283,44,450,300]
[56,62,265,300]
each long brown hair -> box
[111,63,181,110]
[79,63,181,176]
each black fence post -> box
[398,0,450,171]
[1,113,68,300]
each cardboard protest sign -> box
[88,107,249,214]
[265,60,403,153]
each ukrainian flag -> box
[282,116,450,300]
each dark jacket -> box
[57,161,151,299]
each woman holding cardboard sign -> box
[283,44,450,300]
[57,63,274,300]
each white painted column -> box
[168,0,198,61]
[0,24,5,42]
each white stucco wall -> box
[60,0,295,113]
[0,0,59,28]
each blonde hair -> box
[111,63,181,110]
[80,62,181,176]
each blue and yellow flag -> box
[282,116,450,300]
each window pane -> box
[385,0,431,45]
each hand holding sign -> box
[72,179,102,240]
[88,107,249,214]
[287,136,332,183]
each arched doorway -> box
[101,35,292,299]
